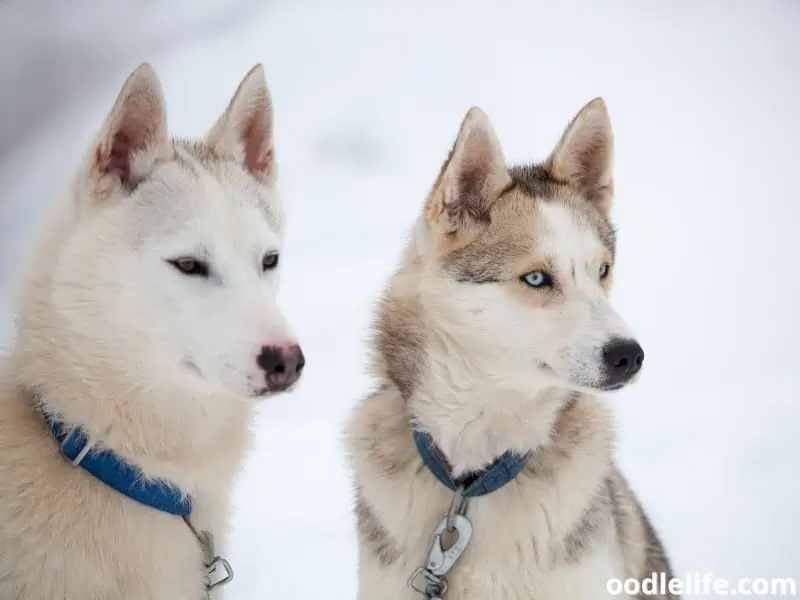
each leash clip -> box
[426,513,472,578]
[185,518,234,598]
[408,486,472,599]
[198,529,234,594]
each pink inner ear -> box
[456,130,495,193]
[105,131,133,183]
[96,92,164,187]
[243,118,273,175]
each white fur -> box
[0,63,297,599]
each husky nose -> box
[601,338,644,387]
[256,343,305,391]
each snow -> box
[1,1,799,597]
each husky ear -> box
[206,64,276,185]
[546,97,614,213]
[426,107,511,230]
[90,63,170,196]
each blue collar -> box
[412,429,528,497]
[44,412,193,517]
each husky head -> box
[381,99,642,400]
[14,63,304,406]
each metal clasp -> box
[408,565,448,599]
[185,518,234,598]
[426,514,472,577]
[408,486,472,599]
[206,556,234,591]
[197,529,234,593]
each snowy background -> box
[1,0,798,597]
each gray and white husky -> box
[345,99,676,599]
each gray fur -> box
[346,99,677,599]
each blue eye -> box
[522,270,552,288]
[599,263,610,279]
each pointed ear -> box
[426,107,511,231]
[206,64,276,185]
[546,97,614,213]
[90,63,170,196]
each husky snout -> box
[257,341,305,392]
[600,337,644,389]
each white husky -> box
[0,63,303,599]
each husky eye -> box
[599,263,610,279]
[262,252,279,272]
[522,270,552,288]
[168,257,210,278]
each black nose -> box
[256,344,305,391]
[601,338,644,387]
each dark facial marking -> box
[508,163,565,200]
[443,238,526,284]
[510,162,617,257]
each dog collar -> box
[412,429,528,497]
[43,411,193,517]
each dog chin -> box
[249,380,300,399]
[539,364,631,395]
[250,386,275,399]
[579,376,640,393]
[595,382,627,392]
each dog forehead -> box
[536,201,606,261]
[505,165,615,255]
[131,162,281,252]
[442,188,610,283]
[494,187,614,262]
[175,140,284,231]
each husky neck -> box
[9,247,251,494]
[410,332,573,478]
[11,346,252,495]
[7,193,254,496]
[377,236,576,478]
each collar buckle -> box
[59,427,94,467]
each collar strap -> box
[44,412,193,517]
[412,429,527,498]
